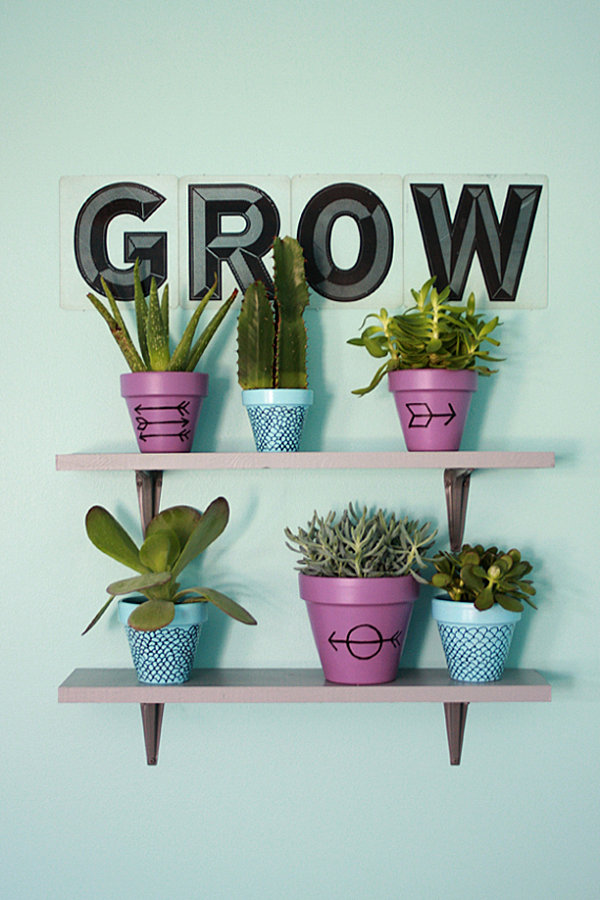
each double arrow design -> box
[406,402,456,429]
[133,401,191,443]
[328,624,403,660]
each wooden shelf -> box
[59,667,551,766]
[56,450,555,472]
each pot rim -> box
[121,371,209,397]
[432,596,521,625]
[242,388,314,407]
[117,597,209,627]
[388,368,478,392]
[299,571,419,605]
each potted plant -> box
[429,543,537,682]
[87,260,237,452]
[348,277,503,450]
[83,497,256,684]
[284,504,437,684]
[237,235,313,451]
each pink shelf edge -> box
[58,667,552,704]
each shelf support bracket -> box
[444,468,473,551]
[443,701,469,765]
[135,470,163,534]
[140,703,164,766]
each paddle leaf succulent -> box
[430,543,537,612]
[237,236,310,389]
[284,503,437,580]
[83,498,256,633]
[348,276,503,395]
[87,259,237,372]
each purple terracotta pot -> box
[121,371,208,453]
[299,572,419,684]
[388,369,477,451]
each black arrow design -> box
[139,429,191,443]
[136,416,190,431]
[134,400,190,415]
[328,624,403,660]
[406,401,456,429]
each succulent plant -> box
[348,276,503,395]
[430,543,537,612]
[87,259,237,372]
[237,236,310,389]
[83,497,256,633]
[284,503,437,580]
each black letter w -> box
[411,183,543,301]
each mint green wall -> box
[2,2,599,898]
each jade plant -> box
[284,503,437,579]
[430,543,537,612]
[237,236,310,389]
[83,497,256,633]
[348,276,503,395]
[87,259,237,372]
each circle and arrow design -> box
[328,624,403,660]
[406,401,456,429]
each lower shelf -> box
[58,667,551,766]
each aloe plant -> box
[284,503,437,580]
[348,276,503,395]
[83,498,256,633]
[430,543,537,612]
[87,259,237,372]
[237,236,310,389]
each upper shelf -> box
[56,451,555,472]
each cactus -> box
[87,259,237,372]
[430,543,537,612]
[83,498,257,633]
[348,276,503,395]
[284,503,437,580]
[237,236,310,389]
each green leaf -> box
[237,281,276,388]
[146,277,170,369]
[431,572,451,587]
[186,287,237,372]
[181,587,257,625]
[85,507,146,573]
[133,258,150,367]
[106,571,172,596]
[145,505,202,553]
[168,275,218,371]
[82,594,116,635]
[127,598,175,631]
[172,497,230,577]
[475,586,494,610]
[139,531,180,573]
[496,594,524,613]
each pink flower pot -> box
[121,371,208,453]
[299,573,419,684]
[388,369,477,451]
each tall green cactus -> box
[237,236,310,389]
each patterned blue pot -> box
[432,598,521,683]
[118,598,208,684]
[242,389,313,452]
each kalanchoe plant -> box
[284,503,437,580]
[83,497,256,633]
[430,543,537,612]
[237,236,310,389]
[348,276,503,395]
[87,259,237,372]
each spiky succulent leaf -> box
[186,287,237,372]
[273,236,309,388]
[85,506,146,573]
[237,281,276,388]
[146,277,170,369]
[86,291,146,372]
[81,594,116,635]
[127,598,175,631]
[133,259,150,367]
[168,275,218,371]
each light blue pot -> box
[118,598,208,684]
[432,598,522,683]
[242,389,313,452]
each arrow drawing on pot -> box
[134,400,190,416]
[328,624,403,660]
[138,429,191,444]
[406,402,456,428]
[136,416,190,431]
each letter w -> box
[410,183,543,301]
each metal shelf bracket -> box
[140,703,164,766]
[444,468,473,551]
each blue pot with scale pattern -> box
[242,388,313,452]
[118,598,208,684]
[432,598,521,683]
